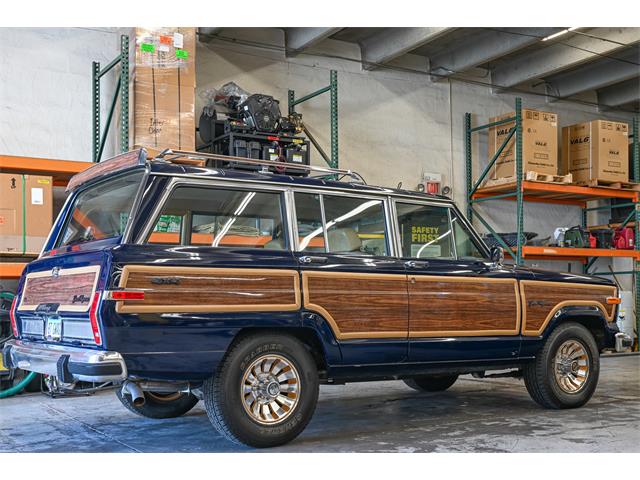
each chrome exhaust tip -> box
[122,380,145,407]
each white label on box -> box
[158,44,170,53]
[173,32,184,49]
[31,188,43,205]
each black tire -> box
[403,374,458,392]
[524,322,599,409]
[203,333,319,448]
[116,389,199,419]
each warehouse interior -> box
[1,20,639,456]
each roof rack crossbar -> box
[154,149,366,184]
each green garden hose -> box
[0,371,37,399]
[0,290,38,399]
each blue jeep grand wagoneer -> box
[3,149,631,447]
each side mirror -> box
[490,246,505,266]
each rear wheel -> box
[403,374,459,392]
[203,333,319,448]
[116,389,199,419]
[524,322,599,409]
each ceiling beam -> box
[360,27,454,69]
[547,47,640,100]
[285,28,342,55]
[430,28,562,80]
[492,27,640,89]
[598,78,640,110]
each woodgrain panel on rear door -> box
[520,280,617,336]
[408,276,520,337]
[302,271,408,340]
[116,265,300,313]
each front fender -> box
[522,305,619,357]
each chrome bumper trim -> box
[2,339,127,383]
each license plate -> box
[0,355,7,372]
[45,317,62,341]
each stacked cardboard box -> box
[0,173,53,254]
[132,27,196,151]
[561,120,629,183]
[488,108,558,179]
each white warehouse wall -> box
[0,27,635,285]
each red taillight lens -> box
[9,296,19,337]
[89,292,103,346]
[110,291,145,300]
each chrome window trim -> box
[448,208,458,260]
[136,176,291,248]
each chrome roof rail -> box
[153,149,366,184]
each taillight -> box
[9,296,19,337]
[110,291,145,300]
[89,292,103,346]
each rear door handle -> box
[298,255,328,265]
[404,260,429,269]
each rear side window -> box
[146,186,287,250]
[395,202,454,259]
[57,171,144,248]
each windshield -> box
[56,171,144,248]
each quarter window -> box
[146,186,286,250]
[395,202,454,259]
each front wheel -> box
[203,334,319,448]
[524,322,599,409]
[116,390,199,419]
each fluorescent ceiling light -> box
[542,28,580,42]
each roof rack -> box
[153,149,367,184]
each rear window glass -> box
[145,186,286,250]
[56,171,144,248]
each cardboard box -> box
[561,120,629,183]
[0,173,53,254]
[488,108,558,179]
[132,27,196,151]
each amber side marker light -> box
[606,297,622,305]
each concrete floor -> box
[1,355,639,453]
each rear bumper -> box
[2,339,127,383]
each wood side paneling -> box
[521,280,617,335]
[408,276,520,337]
[117,266,300,314]
[302,272,408,339]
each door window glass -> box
[395,202,454,259]
[294,192,326,252]
[323,195,388,256]
[451,211,486,260]
[146,186,286,250]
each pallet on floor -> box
[575,179,640,191]
[483,171,572,188]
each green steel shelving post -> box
[464,112,472,221]
[91,34,130,162]
[515,98,524,265]
[288,70,338,169]
[92,61,100,163]
[120,35,130,153]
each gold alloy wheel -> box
[241,354,300,425]
[146,392,183,402]
[553,340,590,394]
